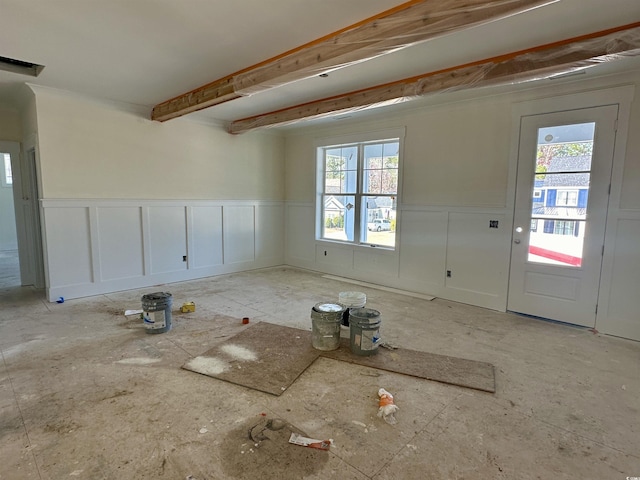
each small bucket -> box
[311,302,346,351]
[349,307,381,356]
[338,291,366,327]
[142,292,173,334]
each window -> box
[553,220,578,236]
[556,190,578,206]
[317,133,401,248]
[1,153,12,187]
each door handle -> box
[514,239,521,244]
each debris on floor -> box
[377,388,399,425]
[220,415,329,479]
[288,433,333,450]
[249,417,286,444]
[180,302,196,313]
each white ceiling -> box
[1,0,639,130]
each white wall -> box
[31,88,286,301]
[283,70,640,340]
[284,95,517,311]
[33,88,284,200]
[0,107,21,141]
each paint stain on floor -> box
[220,415,329,479]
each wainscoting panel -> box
[256,204,284,263]
[147,206,188,275]
[597,214,640,341]
[96,206,144,281]
[223,205,255,265]
[190,205,223,269]
[398,210,448,294]
[42,199,284,302]
[44,206,93,288]
[445,212,510,309]
[285,203,315,267]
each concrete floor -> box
[0,267,638,479]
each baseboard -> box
[321,274,436,301]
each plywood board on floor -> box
[182,321,320,396]
[321,338,496,393]
[184,322,495,395]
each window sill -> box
[316,238,396,253]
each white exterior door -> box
[508,105,618,327]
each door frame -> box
[8,134,46,289]
[508,105,618,326]
[506,85,635,327]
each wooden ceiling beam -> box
[151,0,555,122]
[228,22,640,134]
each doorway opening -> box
[0,140,45,290]
[0,143,20,288]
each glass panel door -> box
[528,123,594,267]
[508,106,617,327]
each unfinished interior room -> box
[1,1,639,478]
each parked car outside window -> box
[367,219,391,231]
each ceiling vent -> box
[0,56,45,77]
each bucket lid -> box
[313,302,346,313]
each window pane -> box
[529,220,585,266]
[381,168,398,194]
[325,146,357,194]
[361,195,396,248]
[3,154,12,186]
[363,141,398,195]
[322,195,355,242]
[536,123,594,173]
[325,169,343,193]
[528,122,594,268]
[364,144,383,168]
[342,169,357,194]
[531,173,589,220]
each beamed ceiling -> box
[1,0,639,133]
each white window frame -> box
[315,128,405,250]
